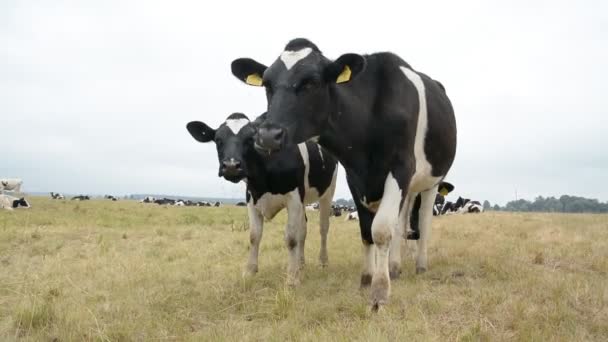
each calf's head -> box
[186,113,257,183]
[231,38,366,153]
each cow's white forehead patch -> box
[280,47,312,70]
[225,118,250,134]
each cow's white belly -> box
[253,191,291,220]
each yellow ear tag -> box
[336,65,352,84]
[245,74,263,86]
[439,188,449,196]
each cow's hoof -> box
[242,264,258,277]
[370,275,390,310]
[360,273,373,288]
[406,230,420,240]
[416,266,427,274]
[319,254,328,268]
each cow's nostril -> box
[272,129,284,141]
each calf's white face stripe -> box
[280,48,312,70]
[225,118,250,134]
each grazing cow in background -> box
[236,201,247,206]
[232,38,456,309]
[187,112,338,285]
[0,178,23,194]
[104,195,118,201]
[71,195,90,201]
[50,192,65,200]
[0,195,31,210]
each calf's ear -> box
[325,53,366,84]
[186,121,216,143]
[231,58,268,86]
[439,182,455,196]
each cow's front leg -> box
[370,173,402,311]
[244,202,264,277]
[285,195,306,286]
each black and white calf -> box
[1,178,23,193]
[0,195,31,210]
[187,112,338,285]
[50,192,65,200]
[232,39,456,309]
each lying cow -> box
[104,195,118,201]
[140,196,156,203]
[455,197,484,213]
[0,195,31,210]
[187,112,338,285]
[71,195,90,201]
[0,178,23,194]
[50,192,65,200]
[345,211,359,221]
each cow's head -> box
[231,38,366,153]
[186,113,257,183]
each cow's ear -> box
[231,58,268,87]
[325,53,366,84]
[187,121,216,143]
[439,182,454,196]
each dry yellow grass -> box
[1,198,607,341]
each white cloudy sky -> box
[1,0,606,205]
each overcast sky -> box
[1,0,607,205]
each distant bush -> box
[498,195,608,213]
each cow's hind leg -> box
[389,194,412,280]
[415,185,438,274]
[244,202,264,277]
[370,173,402,311]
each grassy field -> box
[1,198,607,341]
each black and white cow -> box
[0,178,23,193]
[231,39,456,309]
[50,192,65,200]
[455,197,483,214]
[104,195,118,201]
[1,195,31,210]
[441,201,457,215]
[141,196,156,203]
[187,112,338,286]
[154,198,175,205]
[71,195,90,201]
[235,201,247,206]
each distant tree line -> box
[486,195,608,213]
